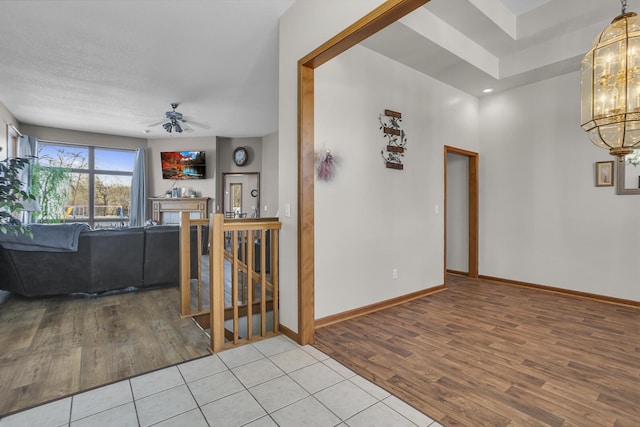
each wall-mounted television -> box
[161,151,206,180]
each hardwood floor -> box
[0,286,210,416]
[314,274,640,427]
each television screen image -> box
[161,151,206,179]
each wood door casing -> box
[444,145,479,279]
[297,0,432,345]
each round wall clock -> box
[233,147,248,166]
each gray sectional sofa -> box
[0,225,207,297]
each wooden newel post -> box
[210,213,226,352]
[179,211,191,316]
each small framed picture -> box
[595,160,614,187]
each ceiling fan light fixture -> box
[151,103,199,134]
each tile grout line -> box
[66,396,73,427]
[128,379,142,427]
[176,364,212,427]
[1,336,436,427]
[228,345,276,424]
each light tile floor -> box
[0,335,443,427]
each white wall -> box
[279,0,390,332]
[0,101,16,129]
[221,173,260,216]
[147,136,217,215]
[313,45,479,318]
[19,124,146,151]
[479,71,640,301]
[215,136,262,212]
[446,152,469,272]
[261,131,279,217]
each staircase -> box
[178,212,281,352]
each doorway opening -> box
[444,145,478,279]
[221,172,260,218]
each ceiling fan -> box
[147,103,209,134]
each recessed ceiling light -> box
[482,88,493,93]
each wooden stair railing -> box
[212,214,282,351]
[179,215,209,317]
[179,211,281,353]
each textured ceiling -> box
[0,0,295,139]
[0,0,638,139]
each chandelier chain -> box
[622,0,627,14]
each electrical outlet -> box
[392,268,398,279]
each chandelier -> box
[581,0,640,158]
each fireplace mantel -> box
[149,197,209,225]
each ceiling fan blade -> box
[146,119,167,127]
[182,119,210,130]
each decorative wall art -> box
[379,109,407,170]
[230,183,242,214]
[595,160,614,187]
[316,149,336,181]
[616,150,640,194]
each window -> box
[35,143,135,228]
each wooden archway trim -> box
[297,0,430,345]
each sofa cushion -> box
[143,225,209,287]
[143,226,180,286]
[3,241,92,297]
[83,228,145,293]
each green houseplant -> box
[0,157,36,235]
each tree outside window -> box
[33,143,135,228]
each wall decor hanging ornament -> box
[379,109,407,170]
[317,149,336,181]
